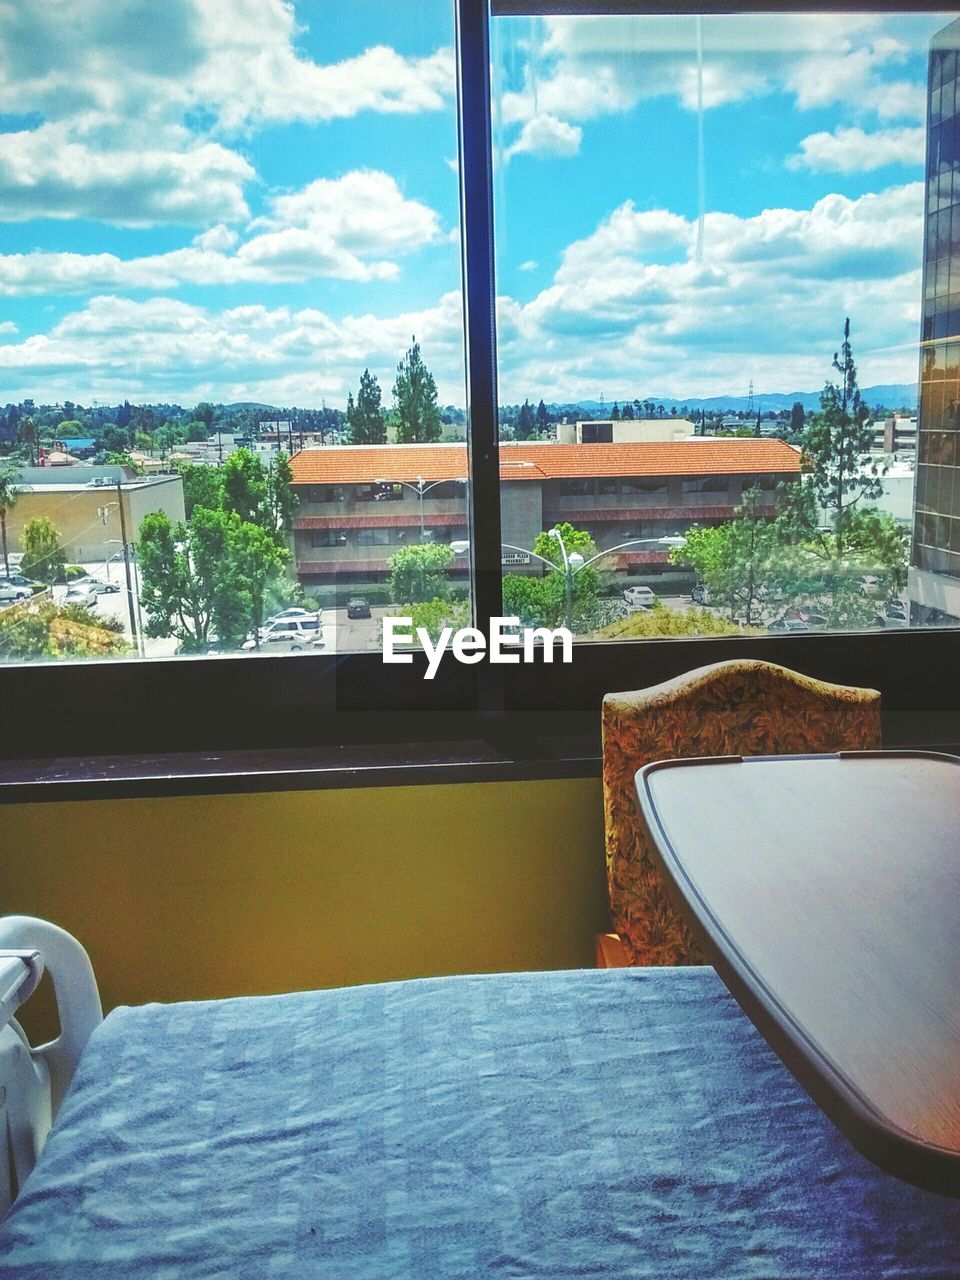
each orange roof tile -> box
[289,440,801,485]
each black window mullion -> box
[456,0,504,718]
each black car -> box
[346,597,372,619]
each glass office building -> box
[913,17,960,622]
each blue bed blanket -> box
[0,967,957,1278]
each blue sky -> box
[0,3,950,408]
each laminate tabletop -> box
[635,750,960,1197]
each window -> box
[357,529,408,547]
[0,0,467,670]
[492,6,956,642]
[2,1,960,761]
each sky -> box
[0,2,951,410]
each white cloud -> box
[788,125,925,173]
[494,182,926,400]
[1,181,926,407]
[519,260,538,272]
[0,1,454,227]
[0,122,254,226]
[0,292,466,406]
[505,114,583,161]
[498,13,928,157]
[192,224,241,252]
[0,321,17,336]
[0,171,441,294]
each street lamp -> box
[450,531,686,630]
[374,476,468,540]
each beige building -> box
[6,466,185,565]
[556,418,697,444]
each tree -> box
[535,399,551,434]
[393,337,442,443]
[388,542,454,604]
[18,415,38,465]
[265,453,298,540]
[789,401,805,437]
[194,401,220,461]
[611,402,621,420]
[502,523,603,633]
[137,507,287,651]
[670,489,779,625]
[517,399,535,439]
[222,448,267,526]
[621,402,635,420]
[101,425,131,454]
[802,318,883,555]
[103,451,145,475]
[176,462,224,520]
[346,369,386,445]
[154,424,175,460]
[21,516,66,584]
[0,464,22,578]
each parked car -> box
[242,616,323,652]
[71,576,120,596]
[346,597,372,619]
[0,582,32,603]
[623,585,656,610]
[885,599,907,620]
[266,607,320,625]
[767,618,809,633]
[0,574,41,590]
[690,584,712,605]
[63,583,99,608]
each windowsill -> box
[0,735,603,803]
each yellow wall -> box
[0,778,608,1036]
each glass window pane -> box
[492,9,952,639]
[0,1,468,663]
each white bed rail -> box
[0,916,102,1215]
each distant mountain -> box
[561,384,917,416]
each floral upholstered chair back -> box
[602,659,882,966]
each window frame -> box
[1,0,959,763]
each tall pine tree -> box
[393,337,442,443]
[346,368,386,445]
[517,399,535,438]
[802,317,882,554]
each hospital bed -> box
[0,914,958,1277]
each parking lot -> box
[28,571,910,660]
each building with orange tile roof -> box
[289,438,801,589]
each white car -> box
[0,582,31,603]
[71,576,121,596]
[266,607,320,625]
[63,583,98,608]
[623,585,657,610]
[242,616,323,652]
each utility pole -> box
[116,479,140,655]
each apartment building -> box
[289,439,801,587]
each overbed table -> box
[635,750,960,1198]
